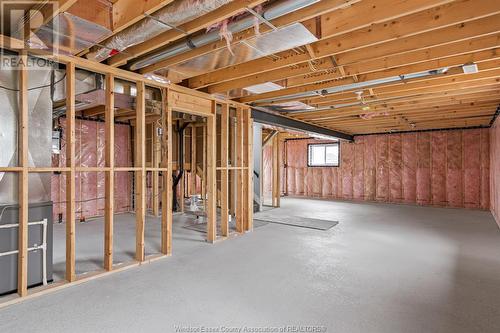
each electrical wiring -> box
[0,73,66,92]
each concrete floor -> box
[1,198,500,333]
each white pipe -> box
[0,219,48,286]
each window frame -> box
[307,142,340,168]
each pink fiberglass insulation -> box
[51,118,132,222]
[376,135,389,201]
[446,131,463,208]
[431,132,447,206]
[283,128,490,210]
[416,133,431,205]
[490,117,500,226]
[464,129,482,208]
[389,134,403,202]
[353,140,365,200]
[262,144,272,204]
[402,133,417,203]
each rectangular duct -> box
[0,55,53,204]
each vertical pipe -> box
[42,219,47,285]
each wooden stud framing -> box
[272,134,280,208]
[152,123,160,216]
[17,52,29,297]
[246,111,254,231]
[135,81,146,262]
[66,62,76,282]
[190,125,197,197]
[161,89,173,255]
[236,107,245,233]
[0,38,253,307]
[104,74,115,271]
[220,104,229,237]
[206,102,217,242]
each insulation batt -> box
[51,119,132,222]
[90,0,232,62]
[280,129,491,209]
[490,117,500,226]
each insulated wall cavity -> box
[490,118,500,226]
[284,128,490,209]
[51,119,132,221]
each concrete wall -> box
[51,119,132,222]
[283,129,490,210]
[491,117,500,226]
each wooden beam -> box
[104,74,114,271]
[111,0,176,35]
[17,52,29,297]
[262,130,278,148]
[194,2,500,97]
[212,34,500,94]
[109,0,268,67]
[206,102,217,242]
[66,62,76,282]
[220,103,229,237]
[138,0,362,74]
[135,81,146,262]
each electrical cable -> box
[0,73,66,92]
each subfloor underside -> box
[1,198,500,333]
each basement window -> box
[308,143,340,167]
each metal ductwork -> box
[0,55,53,204]
[88,0,233,62]
[129,0,321,71]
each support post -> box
[66,62,76,282]
[161,89,173,255]
[104,74,114,271]
[206,101,217,242]
[17,52,29,296]
[236,107,244,233]
[135,81,146,262]
[272,134,280,207]
[246,110,254,231]
[152,123,160,216]
[220,104,229,237]
[191,125,197,196]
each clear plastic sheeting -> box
[89,0,232,62]
[283,129,491,209]
[162,23,318,81]
[31,12,112,55]
[51,119,132,222]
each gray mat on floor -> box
[253,216,338,231]
[183,219,268,233]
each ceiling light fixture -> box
[462,63,479,74]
